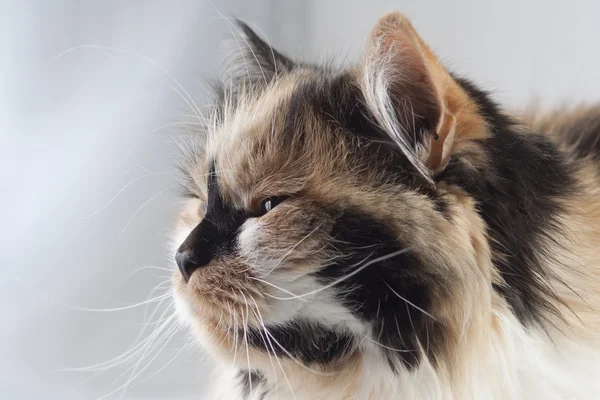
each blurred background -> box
[2,0,599,399]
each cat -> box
[171,12,600,399]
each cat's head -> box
[172,12,497,374]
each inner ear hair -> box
[361,12,488,173]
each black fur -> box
[316,210,444,370]
[238,370,267,399]
[246,319,354,365]
[440,77,575,326]
[285,75,440,201]
[176,164,249,278]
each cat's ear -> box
[360,12,487,174]
[221,20,296,88]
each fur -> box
[170,12,600,399]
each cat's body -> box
[171,13,600,399]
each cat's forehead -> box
[206,70,352,204]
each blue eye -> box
[259,196,287,215]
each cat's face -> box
[172,13,493,373]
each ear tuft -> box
[361,12,487,175]
[221,20,296,90]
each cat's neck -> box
[225,309,600,399]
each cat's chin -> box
[172,287,194,327]
[174,298,357,375]
[171,288,274,369]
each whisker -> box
[359,333,417,353]
[132,287,174,348]
[271,248,412,300]
[260,223,324,277]
[118,266,171,286]
[106,319,182,399]
[240,292,254,395]
[264,327,338,377]
[136,337,193,385]
[248,297,297,400]
[61,305,176,372]
[51,45,205,124]
[119,185,176,239]
[15,277,171,313]
[244,294,278,381]
[110,320,180,395]
[231,302,240,367]
[247,277,307,302]
[383,281,438,321]
[81,172,170,219]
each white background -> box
[1,1,599,399]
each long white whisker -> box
[81,172,170,219]
[132,286,174,347]
[260,223,324,277]
[248,297,297,400]
[264,327,338,377]
[59,309,178,396]
[111,318,179,391]
[272,249,412,300]
[118,266,171,286]
[109,318,181,399]
[15,278,171,313]
[240,292,253,395]
[136,338,193,384]
[383,281,438,321]
[245,295,278,380]
[52,45,204,124]
[360,333,417,353]
[119,186,175,239]
[61,305,176,373]
[231,302,240,367]
[247,277,307,302]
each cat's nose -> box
[176,220,218,282]
[176,247,212,282]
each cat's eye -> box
[259,196,286,216]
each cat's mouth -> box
[172,262,281,366]
[172,256,268,327]
[173,270,357,370]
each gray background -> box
[2,1,599,399]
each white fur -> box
[178,305,600,399]
[237,218,362,329]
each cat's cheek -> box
[236,218,270,273]
[237,218,259,249]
